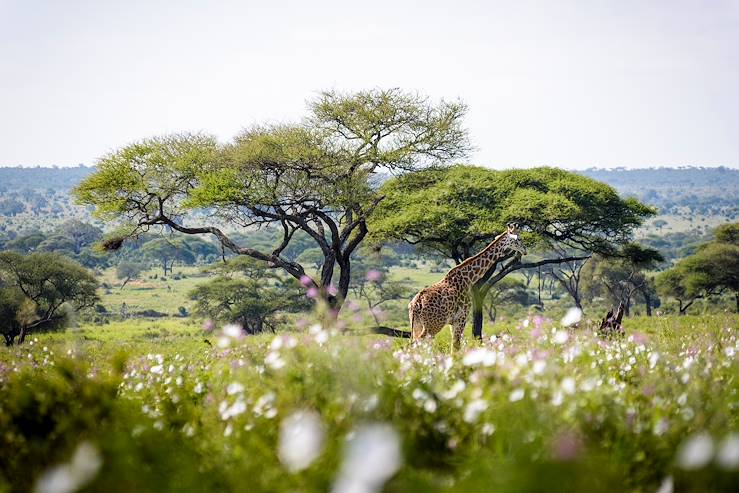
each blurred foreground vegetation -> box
[1,314,737,492]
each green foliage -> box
[0,252,99,344]
[657,223,739,314]
[115,261,144,288]
[714,223,739,246]
[189,257,310,333]
[73,89,470,310]
[74,133,219,220]
[485,277,534,321]
[371,165,655,261]
[581,244,663,314]
[141,238,197,275]
[349,250,415,324]
[0,314,736,492]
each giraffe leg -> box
[450,304,470,353]
[450,323,464,352]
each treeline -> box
[0,164,95,190]
[581,167,739,217]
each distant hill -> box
[578,167,738,217]
[0,165,736,223]
[0,165,95,191]
[579,166,739,190]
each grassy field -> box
[1,311,737,492]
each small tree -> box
[657,226,739,314]
[542,249,589,309]
[116,261,144,289]
[0,252,98,345]
[189,257,310,333]
[484,277,533,323]
[581,244,663,316]
[141,238,196,276]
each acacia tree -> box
[116,261,144,289]
[75,89,469,311]
[0,252,98,345]
[581,244,663,316]
[189,257,310,333]
[370,165,654,338]
[141,238,196,276]
[484,277,532,323]
[542,247,589,309]
[656,223,739,314]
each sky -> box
[1,0,738,169]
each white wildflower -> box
[332,424,402,493]
[223,324,242,338]
[532,360,546,375]
[560,307,582,327]
[561,377,576,395]
[649,352,659,369]
[220,398,247,420]
[462,348,496,367]
[551,391,563,407]
[270,336,284,351]
[716,433,739,470]
[463,399,488,423]
[509,388,525,402]
[278,410,326,473]
[34,441,102,493]
[150,365,163,375]
[440,380,466,400]
[481,423,496,436]
[655,476,673,493]
[265,351,286,370]
[552,330,569,345]
[412,388,429,401]
[227,382,245,395]
[423,399,437,413]
[676,433,714,469]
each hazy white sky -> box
[1,0,738,168]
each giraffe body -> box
[409,224,527,351]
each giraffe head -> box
[501,223,527,256]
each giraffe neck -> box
[446,233,508,287]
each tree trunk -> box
[735,293,738,314]
[18,326,27,345]
[471,285,488,341]
[574,293,583,310]
[537,266,543,306]
[644,292,652,316]
[678,299,694,315]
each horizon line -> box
[1,163,738,172]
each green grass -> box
[97,265,208,315]
[1,312,737,492]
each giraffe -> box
[408,223,527,351]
